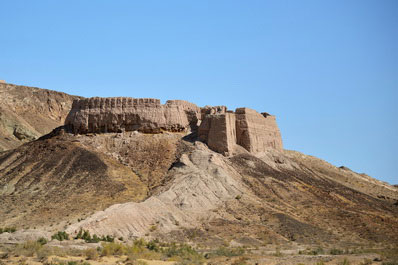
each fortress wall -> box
[65,97,200,134]
[200,106,227,120]
[235,108,283,152]
[65,97,283,154]
[198,113,236,155]
[199,107,283,154]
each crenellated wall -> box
[65,97,283,154]
[65,97,201,134]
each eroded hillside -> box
[64,135,398,247]
[0,82,81,151]
[0,92,397,251]
[0,130,147,230]
[1,128,397,248]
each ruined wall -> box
[65,97,201,134]
[235,108,283,152]
[198,113,236,154]
[65,97,283,154]
[199,107,283,154]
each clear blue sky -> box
[1,1,397,184]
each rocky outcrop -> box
[65,97,201,134]
[199,107,283,154]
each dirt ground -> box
[0,252,389,265]
[0,255,176,265]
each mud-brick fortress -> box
[65,97,283,155]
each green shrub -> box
[0,227,16,234]
[74,229,113,243]
[51,231,70,241]
[37,237,48,245]
[146,239,160,252]
[310,247,324,255]
[102,235,114,242]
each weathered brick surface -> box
[65,97,201,133]
[199,107,283,154]
[66,97,283,154]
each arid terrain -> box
[0,82,81,151]
[0,83,397,265]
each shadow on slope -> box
[0,130,147,230]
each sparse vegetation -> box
[37,237,48,245]
[74,229,114,243]
[163,242,203,262]
[51,231,70,241]
[231,256,250,265]
[0,227,16,234]
[330,248,344,255]
[14,240,43,257]
[207,246,245,257]
[338,258,351,265]
[98,239,204,263]
[100,242,125,256]
[273,248,283,257]
[2,237,396,265]
[359,259,372,265]
[44,260,91,265]
[299,247,324,255]
[84,248,99,260]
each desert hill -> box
[0,82,81,151]
[0,87,397,251]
